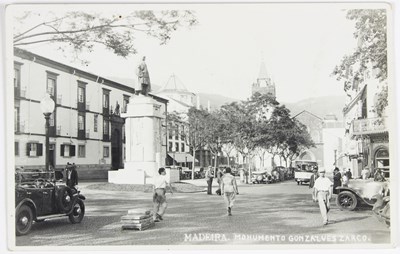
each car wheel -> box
[16,205,33,236]
[336,191,357,211]
[57,186,74,213]
[68,199,85,224]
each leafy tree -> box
[332,9,387,116]
[186,107,209,179]
[203,111,225,168]
[14,10,197,63]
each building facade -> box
[343,79,389,178]
[154,74,197,168]
[14,48,167,179]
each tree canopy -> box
[14,10,197,63]
[332,9,387,116]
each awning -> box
[167,153,198,163]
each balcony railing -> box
[57,95,62,105]
[86,102,90,111]
[86,130,90,139]
[57,126,61,136]
[352,117,388,136]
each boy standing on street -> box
[153,167,173,222]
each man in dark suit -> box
[333,167,342,194]
[66,163,78,189]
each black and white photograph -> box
[2,0,398,251]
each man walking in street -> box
[309,168,319,202]
[221,167,239,216]
[153,167,173,222]
[205,166,214,195]
[313,168,333,225]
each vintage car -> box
[335,179,388,211]
[251,171,271,184]
[15,170,85,236]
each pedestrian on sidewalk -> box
[153,167,173,222]
[309,168,319,202]
[313,168,333,225]
[205,166,214,195]
[221,167,239,216]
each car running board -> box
[36,213,68,221]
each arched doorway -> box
[374,147,389,177]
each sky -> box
[8,3,387,103]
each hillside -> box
[283,95,346,120]
[106,76,346,119]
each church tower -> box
[251,61,276,98]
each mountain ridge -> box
[106,76,345,119]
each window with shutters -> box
[181,143,185,152]
[94,115,98,132]
[103,118,110,141]
[78,113,85,139]
[168,124,173,139]
[26,143,43,157]
[103,146,109,158]
[78,86,85,103]
[168,142,173,152]
[78,145,86,158]
[60,144,76,157]
[46,75,56,97]
[103,89,110,115]
[175,125,179,140]
[14,103,20,132]
[181,125,185,141]
[14,63,22,97]
[77,81,86,111]
[175,142,179,152]
[78,114,85,130]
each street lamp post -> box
[40,94,55,171]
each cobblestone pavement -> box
[14,180,391,248]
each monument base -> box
[108,170,147,185]
[108,161,158,184]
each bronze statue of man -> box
[136,56,151,96]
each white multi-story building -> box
[13,47,168,179]
[342,75,389,178]
[154,74,198,168]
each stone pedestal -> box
[108,95,165,184]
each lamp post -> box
[40,94,55,171]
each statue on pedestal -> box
[136,56,151,96]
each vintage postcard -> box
[3,0,398,252]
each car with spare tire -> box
[15,169,85,236]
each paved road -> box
[15,180,390,247]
